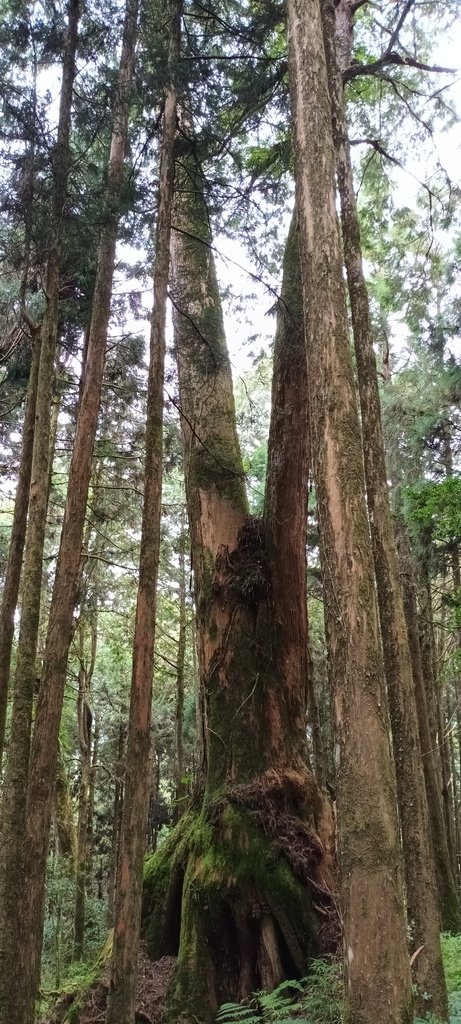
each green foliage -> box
[403,479,461,550]
[216,960,343,1024]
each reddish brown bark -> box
[322,0,447,1012]
[12,4,139,1019]
[286,1,413,1020]
[0,5,79,1016]
[105,5,181,1021]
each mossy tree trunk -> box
[286,1,413,1022]
[322,0,448,1013]
[0,334,39,768]
[141,136,337,1023]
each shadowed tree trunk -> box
[105,4,181,1022]
[73,613,97,960]
[0,336,39,767]
[141,151,336,1022]
[54,744,77,865]
[286,1,413,1021]
[174,517,188,823]
[11,4,139,1019]
[0,5,80,1016]
[321,0,448,1012]
[399,546,461,932]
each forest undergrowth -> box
[39,933,461,1024]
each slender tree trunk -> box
[107,721,125,930]
[401,559,461,931]
[322,0,447,1012]
[286,2,413,1021]
[0,336,40,767]
[174,519,187,823]
[12,5,138,1019]
[0,6,79,1017]
[54,743,77,865]
[86,718,99,889]
[73,614,97,960]
[105,6,181,1022]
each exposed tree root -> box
[141,775,338,1023]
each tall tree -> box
[286,1,413,1022]
[141,138,336,1020]
[10,1,139,1018]
[322,0,452,1009]
[0,3,80,1015]
[105,2,181,1021]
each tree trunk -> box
[0,5,79,1016]
[322,0,447,1013]
[86,718,99,889]
[107,721,125,930]
[141,145,336,1024]
[105,5,180,1022]
[13,3,138,1018]
[286,2,413,1022]
[73,613,97,961]
[0,334,40,768]
[174,517,187,823]
[401,557,461,931]
[54,743,77,865]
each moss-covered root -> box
[142,803,337,1024]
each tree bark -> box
[0,5,79,1016]
[400,554,461,931]
[286,2,413,1022]
[322,0,447,1013]
[105,5,181,1022]
[0,336,40,767]
[141,139,336,1023]
[73,613,97,960]
[174,517,187,822]
[12,3,138,1019]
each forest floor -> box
[46,949,178,1024]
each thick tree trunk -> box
[105,5,181,1022]
[0,335,40,767]
[141,143,337,1023]
[264,211,312,774]
[322,0,447,1013]
[286,2,413,1022]
[0,6,79,1017]
[12,5,138,1020]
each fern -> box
[215,960,343,1024]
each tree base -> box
[142,771,338,1023]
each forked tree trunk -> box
[105,5,181,1022]
[0,336,39,766]
[0,6,79,1016]
[322,0,448,1012]
[286,2,413,1022]
[12,4,139,1019]
[141,149,336,1023]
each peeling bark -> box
[286,1,413,1021]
